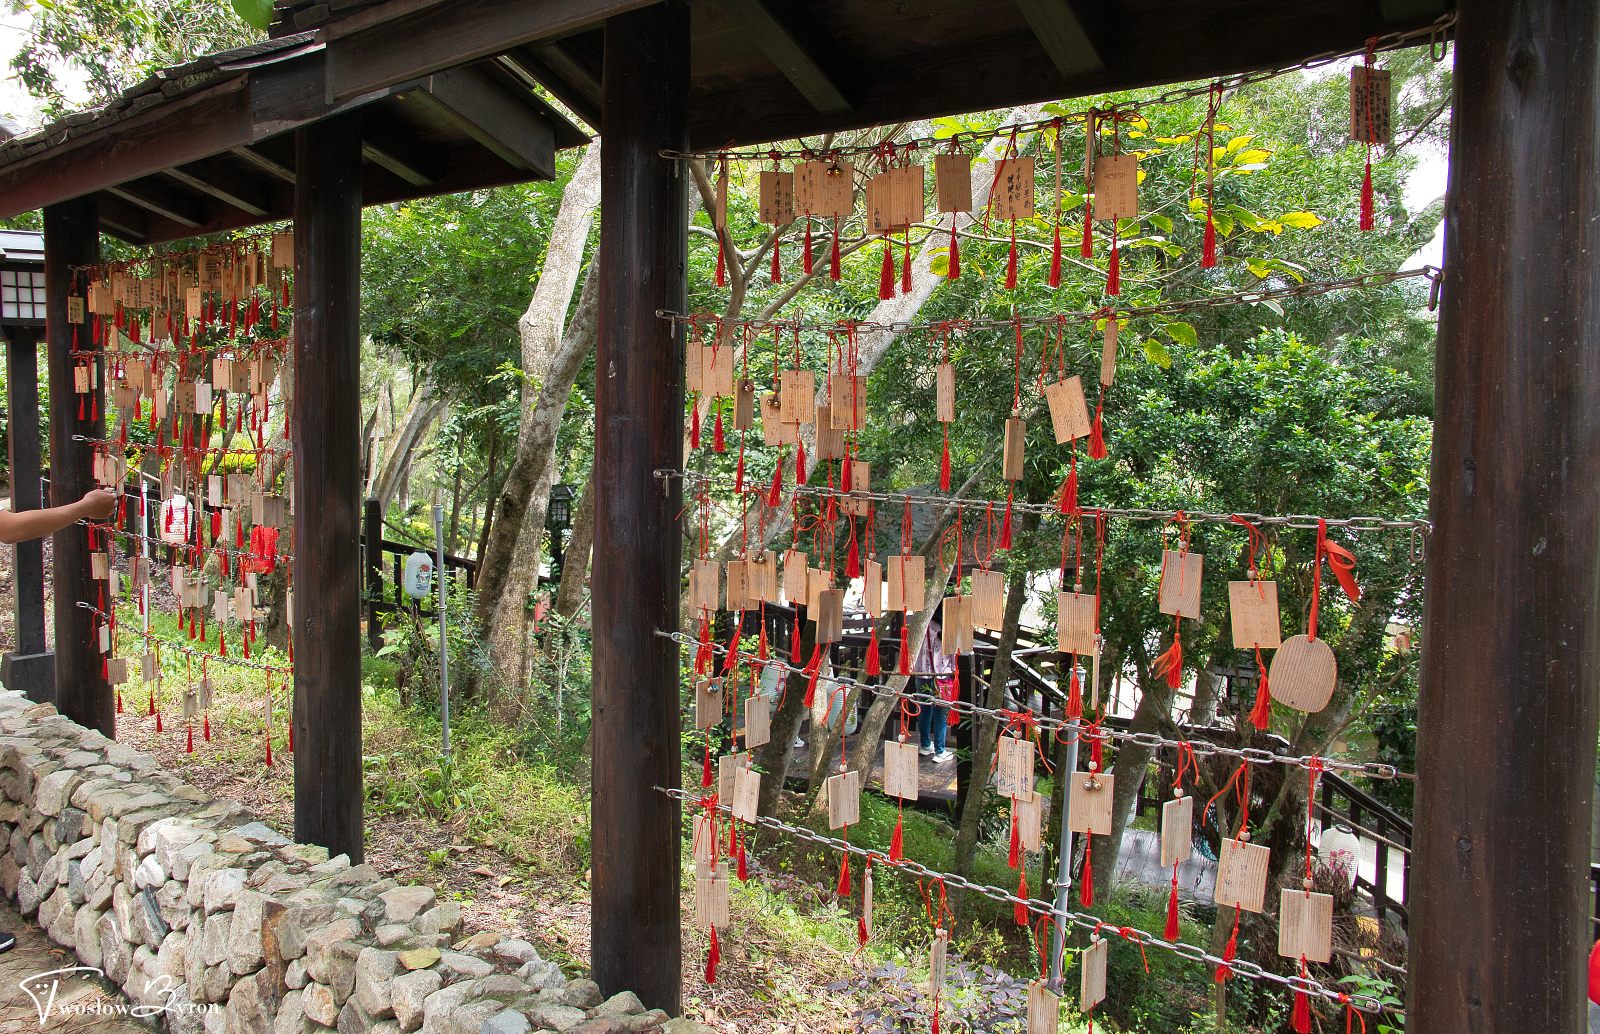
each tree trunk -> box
[954,514,1035,876]
[472,141,602,641]
[553,470,595,619]
[1188,662,1224,726]
[373,382,443,510]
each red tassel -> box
[858,916,869,946]
[768,460,784,507]
[803,221,814,274]
[1080,204,1094,258]
[757,621,769,661]
[715,236,727,288]
[853,624,876,676]
[900,235,912,295]
[1004,223,1018,290]
[1164,864,1181,940]
[735,445,745,495]
[696,614,714,674]
[939,431,951,492]
[1293,979,1312,1033]
[836,855,851,898]
[1058,460,1078,515]
[796,439,807,485]
[841,454,853,492]
[879,242,896,300]
[1106,227,1120,295]
[846,536,860,579]
[802,643,823,707]
[1066,663,1083,719]
[116,691,123,715]
[999,490,1013,549]
[1048,222,1062,288]
[737,839,749,881]
[889,809,904,862]
[154,709,163,734]
[186,723,194,754]
[1250,651,1273,731]
[1153,633,1183,689]
[702,743,714,788]
[713,409,726,453]
[203,714,211,741]
[1008,811,1021,868]
[1215,908,1240,982]
[1201,210,1218,268]
[791,615,802,664]
[148,689,156,717]
[932,1005,940,1034]
[1088,402,1107,460]
[898,624,911,676]
[705,926,720,984]
[1015,872,1029,926]
[723,616,743,675]
[264,733,272,768]
[1079,839,1094,907]
[771,237,783,284]
[1359,160,1375,232]
[947,225,960,281]
[830,220,842,282]
[689,406,701,451]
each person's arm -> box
[0,489,117,545]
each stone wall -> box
[0,689,684,1034]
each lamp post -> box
[546,482,575,583]
[0,230,53,701]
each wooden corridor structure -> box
[0,0,1592,1029]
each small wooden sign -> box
[182,686,199,719]
[815,587,845,643]
[935,154,973,214]
[1044,376,1091,444]
[1161,795,1194,868]
[842,460,871,517]
[1215,837,1271,913]
[935,362,956,422]
[813,407,846,461]
[940,594,973,655]
[718,751,750,803]
[829,371,865,429]
[1349,66,1393,145]
[1003,416,1026,481]
[1278,889,1334,963]
[106,656,129,685]
[1027,979,1060,1034]
[995,734,1035,800]
[887,554,926,612]
[689,558,719,611]
[779,369,815,425]
[693,811,717,865]
[826,769,861,829]
[695,677,725,731]
[67,296,85,324]
[1057,591,1097,656]
[734,378,756,430]
[759,170,796,226]
[805,565,833,612]
[1079,937,1108,1011]
[1015,792,1043,852]
[1268,634,1338,712]
[929,928,950,996]
[1093,154,1139,220]
[731,765,762,823]
[793,159,854,218]
[1228,580,1282,650]
[270,232,294,267]
[992,156,1036,220]
[761,395,799,446]
[701,345,735,399]
[1100,320,1118,387]
[1158,550,1204,619]
[90,552,110,579]
[863,559,884,618]
[742,693,771,749]
[141,652,159,682]
[725,559,750,612]
[694,861,730,932]
[1068,771,1114,835]
[782,551,809,605]
[197,676,213,711]
[970,568,1005,630]
[749,550,777,603]
[883,739,920,801]
[867,171,906,235]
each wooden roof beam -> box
[104,179,208,230]
[231,145,297,183]
[714,0,854,114]
[1014,0,1106,77]
[410,67,557,179]
[361,142,434,187]
[501,44,602,130]
[164,162,273,217]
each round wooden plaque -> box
[1267,634,1337,712]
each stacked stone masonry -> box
[0,689,698,1034]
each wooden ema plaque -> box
[695,677,724,731]
[940,594,974,655]
[1057,591,1096,656]
[1100,320,1118,387]
[929,928,950,995]
[1027,979,1059,1034]
[734,378,756,429]
[759,170,796,225]
[793,158,854,217]
[718,752,749,802]
[863,559,884,618]
[1278,889,1334,963]
[761,395,799,446]
[90,552,110,579]
[992,156,1036,220]
[1161,796,1194,868]
[883,739,920,801]
[970,568,1005,630]
[1228,579,1283,650]
[1068,771,1114,835]
[725,560,750,612]
[689,559,719,611]
[1268,634,1337,712]
[1349,66,1393,145]
[694,860,730,932]
[748,551,777,603]
[782,552,809,605]
[1158,549,1204,618]
[995,735,1035,800]
[805,566,833,612]
[1044,375,1091,444]
[692,812,717,865]
[730,766,762,823]
[866,167,923,235]
[106,656,128,685]
[1015,792,1043,852]
[1215,837,1270,913]
[815,587,845,643]
[270,232,294,267]
[742,693,771,749]
[829,371,865,429]
[935,362,956,422]
[887,554,926,612]
[1003,416,1026,481]
[700,345,734,399]
[1079,937,1108,1011]
[779,369,815,425]
[935,154,973,214]
[813,407,846,461]
[1093,154,1139,220]
[826,769,861,829]
[842,461,871,517]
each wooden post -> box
[591,1,687,1012]
[292,112,365,862]
[1410,0,1600,1029]
[365,497,383,653]
[2,325,54,701]
[43,199,110,735]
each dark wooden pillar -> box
[591,1,687,1012]
[2,324,54,701]
[292,112,365,862]
[1410,1,1600,1030]
[43,199,109,735]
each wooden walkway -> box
[0,900,146,1033]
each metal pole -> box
[1048,714,1080,991]
[432,503,450,762]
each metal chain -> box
[77,601,292,675]
[661,14,1454,161]
[655,266,1442,336]
[659,786,1389,1014]
[84,520,295,565]
[660,470,1431,536]
[658,629,1401,780]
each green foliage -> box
[229,0,272,32]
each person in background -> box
[0,485,115,954]
[913,611,956,763]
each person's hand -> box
[76,489,117,520]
